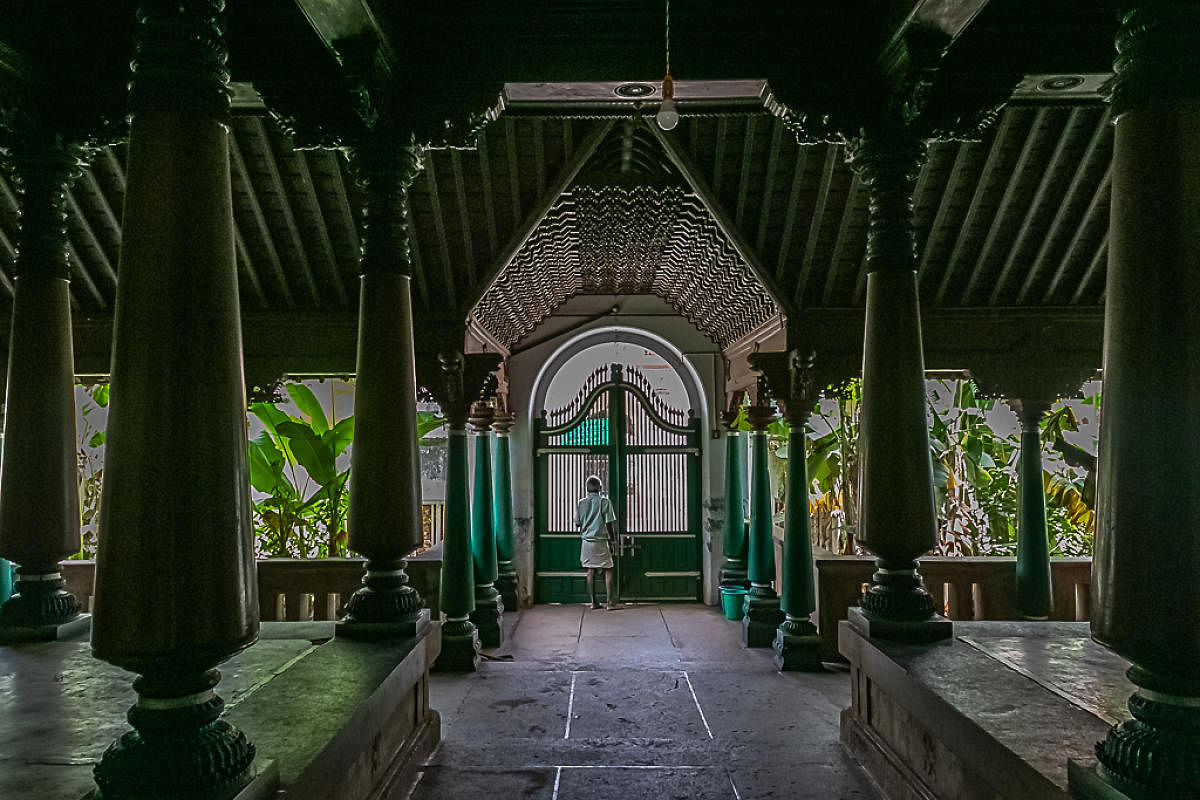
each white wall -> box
[505,294,728,607]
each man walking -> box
[576,475,619,610]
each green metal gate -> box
[534,363,702,603]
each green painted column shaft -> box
[780,426,816,618]
[721,429,748,585]
[1013,403,1052,620]
[746,428,775,588]
[440,427,475,625]
[471,425,498,587]
[0,559,12,607]
[492,426,515,572]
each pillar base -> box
[341,562,424,627]
[92,676,256,800]
[742,591,784,648]
[773,618,823,672]
[0,573,82,629]
[847,605,952,644]
[1083,679,1200,800]
[337,608,432,641]
[1068,760,1144,800]
[496,571,519,612]
[0,611,90,643]
[470,588,503,648]
[435,620,482,673]
[719,568,750,589]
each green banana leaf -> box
[286,383,329,433]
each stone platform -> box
[0,621,440,800]
[839,620,1131,800]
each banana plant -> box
[249,383,355,557]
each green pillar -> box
[435,356,480,672]
[774,413,821,670]
[492,408,519,611]
[1069,4,1200,797]
[720,415,749,588]
[469,401,503,647]
[91,2,258,796]
[0,139,87,639]
[0,559,12,608]
[743,403,783,647]
[1010,400,1052,620]
[846,131,950,642]
[339,138,426,636]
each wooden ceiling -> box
[0,1,1119,371]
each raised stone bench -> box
[0,622,440,800]
[839,620,1129,800]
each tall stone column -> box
[0,140,89,640]
[91,2,258,796]
[1070,4,1200,796]
[846,131,950,642]
[742,400,784,647]
[720,410,749,588]
[469,401,503,647]
[1009,399,1053,621]
[433,353,480,672]
[338,139,428,637]
[492,405,519,611]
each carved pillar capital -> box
[845,130,927,275]
[745,404,776,433]
[468,400,494,432]
[128,0,232,120]
[1110,2,1200,118]
[348,139,422,277]
[491,409,515,434]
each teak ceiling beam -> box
[773,144,808,283]
[794,144,839,306]
[250,116,321,307]
[1044,163,1111,304]
[933,110,1016,305]
[648,119,793,316]
[961,106,1051,303]
[36,305,1105,381]
[293,147,349,306]
[229,129,295,308]
[1015,109,1111,304]
[462,118,615,313]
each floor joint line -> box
[564,672,578,739]
[681,670,714,739]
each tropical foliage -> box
[71,383,109,559]
[794,378,1098,557]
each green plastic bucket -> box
[720,586,748,621]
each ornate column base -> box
[92,670,258,800]
[434,617,482,673]
[337,560,431,640]
[742,586,785,648]
[495,568,519,612]
[1068,669,1200,800]
[847,606,952,644]
[0,569,89,642]
[470,585,504,648]
[719,560,750,589]
[850,564,952,643]
[773,615,823,672]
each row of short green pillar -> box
[723,397,1053,666]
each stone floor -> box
[414,604,882,800]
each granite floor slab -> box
[416,604,881,800]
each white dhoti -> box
[580,537,614,569]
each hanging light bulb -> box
[655,0,678,131]
[656,72,679,131]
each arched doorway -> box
[534,360,702,603]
